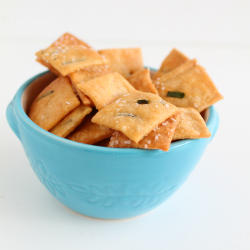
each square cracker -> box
[36,33,91,74]
[152,48,189,80]
[154,59,223,112]
[69,65,111,107]
[126,68,158,95]
[49,104,92,138]
[77,72,135,110]
[173,108,211,140]
[91,91,179,143]
[28,76,80,131]
[98,48,144,77]
[36,45,109,76]
[109,112,180,151]
[67,113,113,145]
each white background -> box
[1,0,250,249]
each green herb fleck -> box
[167,91,185,98]
[37,90,54,102]
[117,113,137,118]
[65,119,72,125]
[137,99,149,104]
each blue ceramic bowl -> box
[6,71,219,219]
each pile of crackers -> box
[28,33,223,151]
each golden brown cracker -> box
[67,113,113,145]
[173,108,211,140]
[152,48,189,80]
[109,112,180,151]
[49,104,92,138]
[36,33,91,73]
[155,59,223,112]
[98,48,144,77]
[69,65,111,107]
[91,91,179,143]
[77,72,135,110]
[126,68,158,94]
[28,76,80,131]
[36,45,109,76]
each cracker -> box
[98,48,144,77]
[126,68,158,94]
[69,65,111,107]
[36,58,61,76]
[48,33,91,49]
[49,104,92,138]
[71,80,94,107]
[36,45,109,76]
[77,72,135,110]
[154,59,223,112]
[28,76,80,131]
[95,138,111,147]
[36,33,91,73]
[67,113,113,145]
[91,91,179,143]
[109,112,180,151]
[173,108,211,140]
[152,48,189,80]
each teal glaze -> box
[6,71,220,219]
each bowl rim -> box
[13,70,218,155]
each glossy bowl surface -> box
[6,71,219,219]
